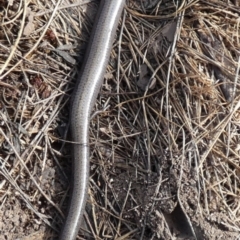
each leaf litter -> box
[0,0,240,239]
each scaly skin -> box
[59,1,125,239]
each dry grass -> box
[0,0,240,239]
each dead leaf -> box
[137,64,155,90]
[54,49,76,65]
[104,72,114,80]
[23,8,35,36]
[57,44,76,51]
[160,21,177,42]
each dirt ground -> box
[0,0,240,239]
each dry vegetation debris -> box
[0,0,240,239]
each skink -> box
[59,1,125,239]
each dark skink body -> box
[59,1,125,239]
